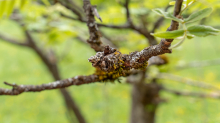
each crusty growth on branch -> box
[0,0,183,95]
[88,0,183,71]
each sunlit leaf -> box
[0,0,7,18]
[184,8,212,23]
[187,25,220,37]
[19,0,28,9]
[42,0,51,6]
[6,0,16,16]
[169,1,176,5]
[186,0,191,5]
[152,8,183,23]
[151,30,185,39]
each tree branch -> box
[60,12,131,29]
[176,59,220,70]
[124,0,132,24]
[83,0,105,52]
[163,87,220,99]
[2,11,88,123]
[0,75,100,95]
[0,0,183,95]
[0,33,29,47]
[58,0,83,20]
[157,73,220,91]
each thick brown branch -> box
[163,87,220,99]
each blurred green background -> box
[0,0,220,123]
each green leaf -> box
[186,34,195,39]
[184,8,212,23]
[151,30,185,39]
[186,0,191,5]
[19,0,28,9]
[0,0,7,18]
[169,1,176,5]
[42,0,51,6]
[152,8,183,23]
[6,0,16,16]
[152,8,165,16]
[187,25,220,37]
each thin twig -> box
[157,73,220,91]
[163,87,220,99]
[176,59,220,70]
[0,33,29,46]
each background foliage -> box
[0,0,220,123]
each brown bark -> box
[130,82,161,123]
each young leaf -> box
[42,0,51,6]
[151,30,185,39]
[187,25,220,37]
[184,8,212,23]
[186,0,192,5]
[186,34,195,39]
[152,9,183,23]
[169,1,176,5]
[152,8,165,16]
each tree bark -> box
[129,73,161,123]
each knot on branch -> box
[88,46,124,72]
[3,82,24,95]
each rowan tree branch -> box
[0,75,100,95]
[83,0,106,52]
[0,0,183,95]
[88,0,183,72]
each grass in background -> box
[0,22,220,123]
